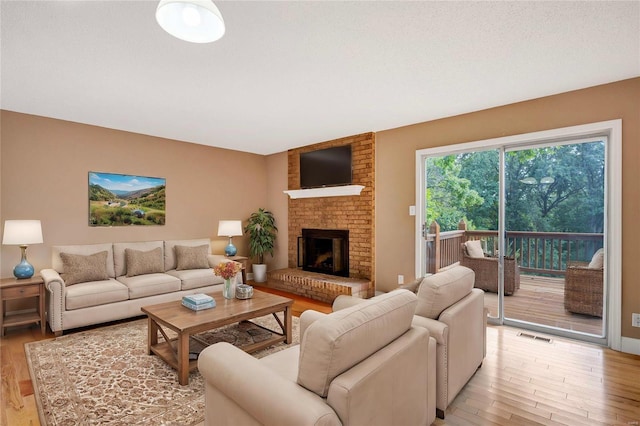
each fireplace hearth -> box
[299,229,349,277]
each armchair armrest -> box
[40,268,66,334]
[299,310,327,338]
[198,342,340,426]
[332,295,369,312]
[411,315,447,345]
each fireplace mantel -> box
[283,185,364,199]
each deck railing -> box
[425,220,603,276]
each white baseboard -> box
[620,336,640,356]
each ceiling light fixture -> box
[156,0,225,44]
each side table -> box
[0,276,46,336]
[227,256,248,283]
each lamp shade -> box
[156,0,225,43]
[217,220,243,237]
[2,220,43,245]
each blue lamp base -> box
[14,246,35,279]
[224,238,237,257]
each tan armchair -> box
[334,265,486,419]
[564,248,604,317]
[459,242,520,295]
[198,290,437,426]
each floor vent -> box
[517,332,552,343]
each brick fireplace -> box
[263,133,375,303]
[287,132,375,281]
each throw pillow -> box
[60,251,109,285]
[175,244,210,270]
[465,240,485,258]
[588,248,604,269]
[125,247,164,277]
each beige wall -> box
[0,111,268,279]
[265,151,289,271]
[376,77,640,339]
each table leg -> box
[177,332,190,386]
[284,305,292,344]
[147,317,158,355]
[0,299,4,338]
[39,285,46,334]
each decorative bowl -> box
[236,284,254,299]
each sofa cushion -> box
[60,251,110,285]
[464,240,485,258]
[52,243,115,277]
[116,273,181,299]
[297,290,416,397]
[588,248,604,269]
[125,247,164,277]
[415,265,474,319]
[113,241,164,277]
[175,244,210,270]
[65,278,129,310]
[166,268,223,290]
[164,239,211,271]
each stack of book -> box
[182,293,216,311]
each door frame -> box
[415,119,622,349]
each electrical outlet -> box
[633,313,640,328]
[398,275,404,285]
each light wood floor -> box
[2,286,639,426]
[484,275,603,335]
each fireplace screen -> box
[298,229,349,277]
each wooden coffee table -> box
[141,289,293,385]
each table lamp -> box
[2,220,43,279]
[217,220,242,256]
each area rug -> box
[25,314,300,425]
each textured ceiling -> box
[2,1,639,155]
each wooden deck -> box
[483,274,603,335]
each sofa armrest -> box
[41,268,66,334]
[207,255,243,284]
[332,295,369,312]
[208,254,236,267]
[199,342,340,426]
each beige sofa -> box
[198,290,437,426]
[41,238,240,336]
[334,264,485,419]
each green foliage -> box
[426,155,484,231]
[244,208,278,264]
[425,141,605,234]
[88,184,166,227]
[89,184,116,201]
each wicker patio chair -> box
[564,261,603,317]
[459,243,521,295]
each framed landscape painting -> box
[89,172,166,226]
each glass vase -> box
[223,278,235,299]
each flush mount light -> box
[540,176,555,184]
[519,177,537,185]
[156,0,225,43]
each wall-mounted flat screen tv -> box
[300,145,352,189]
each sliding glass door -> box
[503,139,605,337]
[417,124,615,345]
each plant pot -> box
[252,264,267,283]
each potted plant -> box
[244,208,277,282]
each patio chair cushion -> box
[464,240,485,258]
[588,248,604,269]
